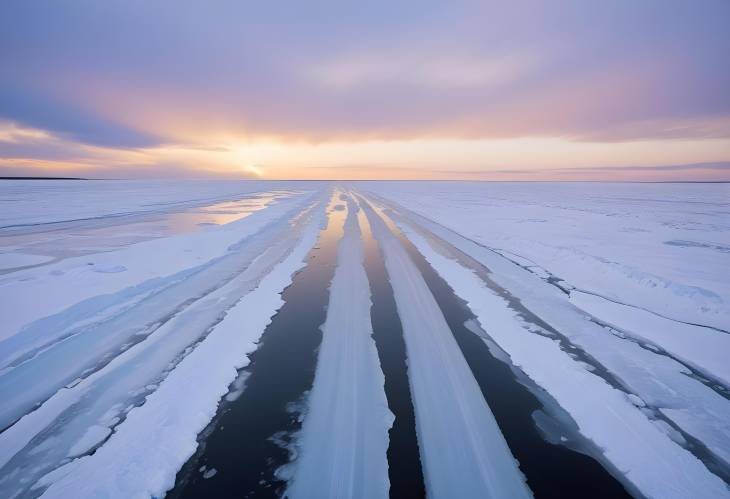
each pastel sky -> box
[1,0,729,180]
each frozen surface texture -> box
[361,181,730,332]
[0,180,727,498]
[386,205,729,498]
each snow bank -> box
[287,194,393,499]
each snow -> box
[0,252,53,270]
[377,195,730,473]
[67,425,112,457]
[361,199,532,499]
[286,193,393,499]
[0,192,319,432]
[360,181,730,331]
[35,191,327,499]
[570,290,730,386]
[1,180,727,498]
[0,185,327,496]
[387,203,730,498]
[0,185,316,346]
[0,179,311,228]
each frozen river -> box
[0,180,728,498]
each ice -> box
[67,425,112,457]
[0,179,311,228]
[1,180,727,498]
[0,189,316,346]
[388,205,730,498]
[361,199,532,499]
[287,193,393,499]
[570,290,730,386]
[381,196,730,473]
[35,192,327,498]
[360,181,730,331]
[0,192,328,496]
[366,187,730,469]
[0,193,319,431]
[0,252,53,270]
[90,264,127,274]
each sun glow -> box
[241,164,264,177]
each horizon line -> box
[2,176,729,184]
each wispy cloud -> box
[488,162,730,175]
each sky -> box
[1,0,729,181]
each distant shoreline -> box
[0,177,87,180]
[0,177,726,184]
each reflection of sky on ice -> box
[0,193,285,272]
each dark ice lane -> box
[357,206,426,499]
[169,201,343,498]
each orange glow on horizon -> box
[1,121,729,181]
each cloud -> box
[307,51,536,91]
[1,1,729,179]
[1,0,728,148]
[489,162,730,175]
[0,82,164,148]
